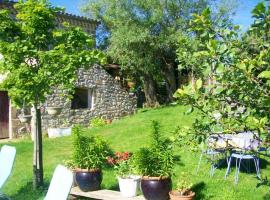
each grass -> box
[1,105,270,199]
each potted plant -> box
[47,106,62,116]
[18,114,32,123]
[18,107,32,123]
[169,176,195,200]
[107,152,141,197]
[68,125,112,192]
[133,121,175,200]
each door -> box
[0,91,9,139]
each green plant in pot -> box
[107,152,141,197]
[133,121,175,200]
[169,174,195,200]
[69,125,111,192]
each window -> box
[71,88,95,109]
[88,89,95,110]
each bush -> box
[90,117,107,128]
[70,125,112,169]
[133,121,175,177]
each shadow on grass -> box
[107,183,119,191]
[202,155,269,174]
[226,157,268,174]
[263,193,270,200]
[9,181,48,200]
[191,182,207,200]
[174,154,184,166]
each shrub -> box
[90,117,107,128]
[70,125,112,169]
[133,121,174,177]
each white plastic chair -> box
[0,145,16,189]
[44,165,73,200]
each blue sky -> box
[233,0,265,31]
[49,0,81,15]
[50,0,265,32]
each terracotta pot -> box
[106,119,112,124]
[169,190,195,200]
[141,176,172,200]
[75,169,102,192]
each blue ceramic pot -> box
[75,169,102,192]
[141,176,172,200]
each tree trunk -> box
[143,74,159,107]
[162,64,177,102]
[32,106,43,189]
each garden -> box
[1,0,270,200]
[1,106,270,200]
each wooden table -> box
[70,187,146,200]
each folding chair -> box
[0,145,16,200]
[0,145,16,189]
[44,165,73,200]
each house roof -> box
[0,0,98,35]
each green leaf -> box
[185,106,194,115]
[213,87,224,95]
[219,44,228,54]
[202,8,211,17]
[196,79,203,90]
[216,64,225,74]
[237,63,247,71]
[252,2,266,18]
[258,71,270,79]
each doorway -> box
[0,91,9,139]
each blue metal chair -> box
[224,137,261,184]
[225,152,260,184]
[196,135,229,177]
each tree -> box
[174,2,270,148]
[82,0,223,106]
[0,0,105,188]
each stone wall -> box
[41,64,137,129]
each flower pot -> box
[75,169,102,192]
[118,175,141,197]
[18,115,32,123]
[127,81,135,88]
[47,107,62,116]
[169,190,195,200]
[141,176,172,200]
[47,127,71,138]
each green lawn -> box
[1,105,270,200]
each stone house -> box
[42,65,136,132]
[0,1,136,139]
